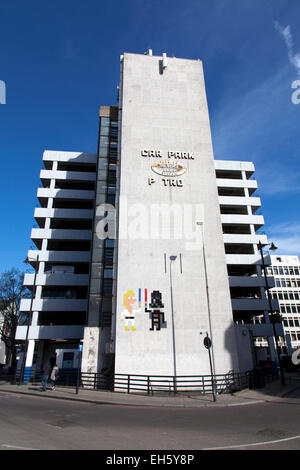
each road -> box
[0,389,300,451]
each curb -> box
[0,386,277,408]
[1,381,299,409]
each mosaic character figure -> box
[145,290,166,331]
[121,290,141,331]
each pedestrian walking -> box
[41,361,51,391]
[50,363,59,390]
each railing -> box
[2,369,257,395]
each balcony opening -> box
[220,205,248,215]
[233,310,265,324]
[222,224,251,234]
[55,180,95,191]
[248,187,257,196]
[47,239,91,251]
[230,286,261,299]
[41,179,51,188]
[41,285,88,299]
[52,199,94,209]
[57,162,96,173]
[50,219,93,230]
[44,262,90,274]
[43,161,53,170]
[218,187,245,197]
[225,243,254,255]
[227,265,258,276]
[38,311,86,326]
[216,170,243,180]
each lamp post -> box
[257,241,285,386]
[169,255,177,394]
[197,222,217,400]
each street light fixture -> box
[257,240,285,386]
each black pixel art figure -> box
[145,290,166,331]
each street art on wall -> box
[121,288,166,332]
[120,290,140,331]
[145,290,166,331]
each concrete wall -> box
[114,53,240,376]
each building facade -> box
[267,255,300,356]
[15,52,283,381]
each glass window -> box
[101,117,110,127]
[294,268,299,275]
[110,126,118,137]
[100,136,109,146]
[100,126,110,136]
[274,267,278,275]
[103,278,113,294]
[105,239,114,248]
[104,268,113,278]
[99,146,108,158]
[106,194,115,205]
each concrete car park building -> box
[15,51,284,384]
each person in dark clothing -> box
[41,361,51,391]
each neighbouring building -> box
[15,51,284,384]
[267,254,300,356]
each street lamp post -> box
[197,222,217,400]
[257,241,285,386]
[169,255,177,394]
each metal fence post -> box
[173,376,177,395]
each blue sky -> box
[0,0,299,272]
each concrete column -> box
[25,340,35,368]
[24,339,36,382]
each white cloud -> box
[274,21,300,76]
[267,223,300,258]
[212,65,291,160]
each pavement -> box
[1,372,300,408]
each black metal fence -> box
[1,368,262,395]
